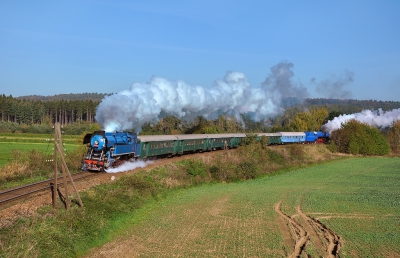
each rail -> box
[0,172,95,206]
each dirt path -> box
[274,197,342,258]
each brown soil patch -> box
[274,197,342,258]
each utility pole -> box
[52,122,83,209]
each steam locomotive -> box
[82,131,329,171]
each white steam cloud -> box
[322,108,400,134]
[105,160,153,173]
[95,61,307,132]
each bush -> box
[384,121,400,155]
[330,120,390,156]
[180,159,207,177]
[327,142,338,153]
[0,122,19,133]
[209,155,238,182]
[118,174,159,198]
[62,122,100,135]
[288,145,305,160]
[0,121,100,135]
[259,135,268,149]
[241,134,258,146]
[266,149,285,164]
[236,161,259,179]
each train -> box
[82,130,329,171]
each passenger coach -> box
[279,132,306,144]
[137,134,246,160]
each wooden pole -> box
[52,133,58,209]
[57,123,70,209]
[54,143,83,207]
[53,122,83,209]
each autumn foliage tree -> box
[330,120,390,155]
[384,121,400,154]
[290,107,328,131]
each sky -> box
[0,0,399,101]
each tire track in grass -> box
[274,200,309,257]
[275,197,343,258]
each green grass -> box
[1,149,398,257]
[0,142,80,166]
[0,133,81,166]
[86,157,399,257]
[0,133,84,189]
[0,132,80,143]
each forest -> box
[0,93,103,126]
[1,93,400,134]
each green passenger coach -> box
[257,133,282,145]
[137,135,178,159]
[137,134,246,159]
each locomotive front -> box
[83,131,110,171]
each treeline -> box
[139,107,331,135]
[15,93,110,102]
[2,93,400,128]
[0,94,101,126]
[1,93,400,156]
[304,98,400,113]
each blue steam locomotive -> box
[82,131,140,171]
[82,130,329,171]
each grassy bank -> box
[84,157,399,257]
[2,144,398,257]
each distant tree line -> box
[0,94,100,126]
[304,98,400,113]
[15,92,111,102]
[1,94,400,156]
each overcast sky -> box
[1,0,399,101]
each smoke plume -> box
[322,108,400,134]
[263,61,309,100]
[95,61,305,132]
[312,70,354,99]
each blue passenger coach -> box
[279,132,306,144]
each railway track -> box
[0,171,96,207]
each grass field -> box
[0,133,80,143]
[0,142,80,166]
[0,133,80,166]
[86,157,400,257]
[1,139,398,257]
